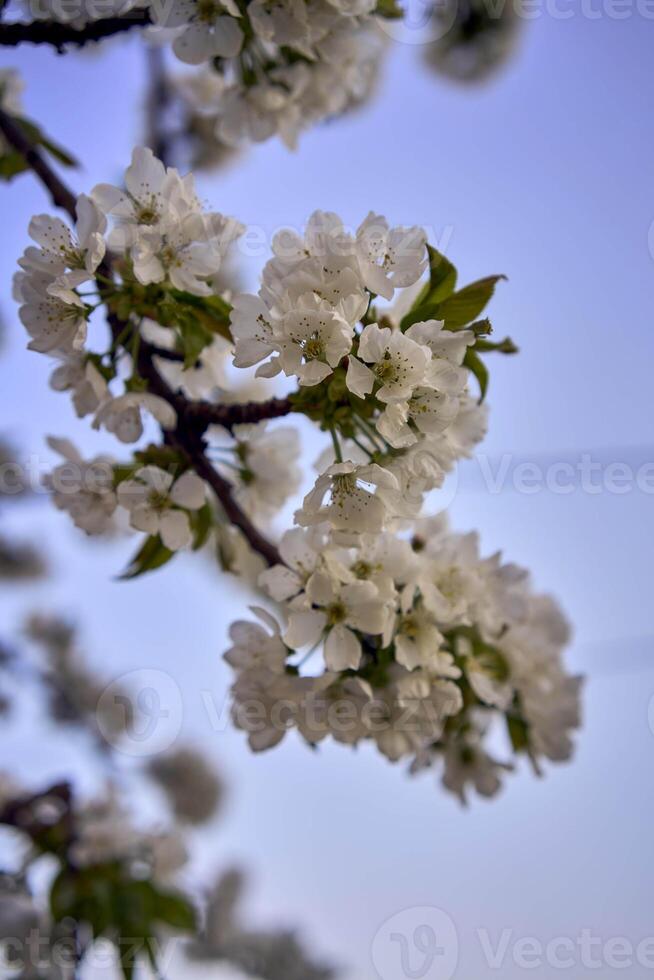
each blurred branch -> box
[0,10,151,50]
[0,107,76,216]
[145,45,175,166]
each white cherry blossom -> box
[212,421,301,521]
[355,213,427,300]
[406,318,475,365]
[21,195,106,291]
[284,571,388,671]
[273,297,353,385]
[91,147,181,249]
[223,606,288,673]
[14,270,87,355]
[153,0,245,64]
[49,355,108,418]
[117,465,207,550]
[93,392,177,444]
[45,437,117,536]
[346,321,431,402]
[295,461,399,538]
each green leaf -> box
[169,289,233,343]
[38,135,78,168]
[399,303,448,332]
[177,317,214,369]
[473,641,510,683]
[152,889,197,931]
[14,117,78,168]
[119,535,175,580]
[437,275,506,329]
[463,347,489,403]
[375,0,403,17]
[474,335,518,354]
[425,245,458,303]
[50,868,78,921]
[50,864,196,980]
[133,444,182,471]
[0,151,30,181]
[507,714,530,753]
[190,502,214,550]
[401,246,458,329]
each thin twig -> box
[0,9,151,50]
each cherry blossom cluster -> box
[227,517,581,802]
[12,147,258,551]
[170,20,386,149]
[6,0,392,149]
[155,0,391,148]
[11,147,580,799]
[230,208,487,530]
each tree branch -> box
[186,396,293,431]
[0,9,151,50]
[145,45,175,166]
[105,315,283,566]
[3,113,282,567]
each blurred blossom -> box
[24,614,134,741]
[424,0,522,84]
[147,746,225,825]
[0,535,46,580]
[188,868,336,980]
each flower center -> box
[332,473,357,497]
[197,0,220,22]
[400,614,420,638]
[303,334,324,360]
[147,490,170,512]
[373,351,397,383]
[135,200,160,225]
[326,601,347,625]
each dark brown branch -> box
[177,435,282,567]
[4,117,282,567]
[187,396,293,432]
[145,45,175,167]
[106,312,283,565]
[0,9,150,50]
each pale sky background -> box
[1,7,654,979]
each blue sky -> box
[2,9,654,978]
